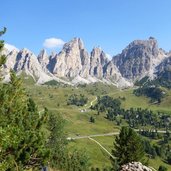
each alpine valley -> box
[1,36,171,171]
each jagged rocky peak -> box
[4,49,19,70]
[91,47,109,64]
[14,48,39,70]
[16,48,36,61]
[12,48,52,83]
[3,36,169,87]
[125,37,159,58]
[63,37,84,53]
[38,49,48,61]
[90,47,109,78]
[113,37,166,80]
[52,37,90,78]
[20,48,32,54]
[37,49,51,73]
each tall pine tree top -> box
[111,126,145,167]
[0,27,6,66]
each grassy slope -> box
[22,77,171,170]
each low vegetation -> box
[134,86,165,103]
[67,94,88,106]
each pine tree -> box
[0,27,6,80]
[0,28,50,170]
[111,127,145,167]
[47,112,67,169]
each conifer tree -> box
[0,28,49,171]
[111,127,145,167]
[0,27,6,79]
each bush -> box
[158,165,167,171]
[67,94,88,106]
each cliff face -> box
[52,38,90,78]
[113,37,166,80]
[2,37,170,87]
[90,47,109,78]
[156,55,171,81]
[4,48,52,84]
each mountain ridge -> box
[2,37,170,87]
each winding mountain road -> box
[67,130,169,140]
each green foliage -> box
[43,80,62,86]
[92,94,171,130]
[0,27,7,80]
[134,76,149,86]
[158,165,168,171]
[135,75,171,89]
[92,96,121,113]
[47,113,90,171]
[143,139,157,159]
[0,30,52,170]
[89,116,95,123]
[134,86,165,103]
[111,127,145,166]
[166,153,171,164]
[65,150,90,171]
[67,94,88,106]
[0,71,50,170]
[47,112,67,169]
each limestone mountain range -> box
[2,37,171,87]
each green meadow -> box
[22,76,171,170]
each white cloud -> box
[106,53,112,59]
[4,43,19,52]
[43,38,65,48]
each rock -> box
[155,55,171,81]
[113,37,166,80]
[90,47,109,78]
[120,162,152,171]
[103,61,132,87]
[9,48,52,83]
[3,49,18,72]
[2,37,169,87]
[52,38,90,78]
[37,49,49,72]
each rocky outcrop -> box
[37,49,50,72]
[52,38,90,78]
[3,49,18,72]
[103,61,132,87]
[90,47,109,78]
[113,37,166,80]
[156,55,171,80]
[120,162,152,171]
[5,48,52,84]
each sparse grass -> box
[68,136,114,169]
[148,157,171,170]
[109,88,171,113]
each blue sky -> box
[1,0,171,56]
